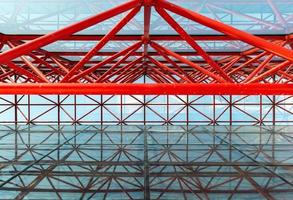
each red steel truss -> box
[0,0,292,95]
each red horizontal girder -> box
[0,34,289,41]
[0,83,291,95]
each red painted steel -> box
[0,34,287,41]
[61,6,141,82]
[0,83,292,95]
[156,0,293,62]
[0,0,141,63]
[0,0,292,95]
[155,7,233,83]
[69,42,143,82]
[150,41,227,83]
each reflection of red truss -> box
[0,0,292,95]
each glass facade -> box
[0,0,292,35]
[0,94,291,125]
[0,125,292,199]
[1,0,292,54]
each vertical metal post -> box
[229,95,232,126]
[14,94,17,125]
[143,127,150,200]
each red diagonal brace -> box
[6,41,49,83]
[247,61,292,83]
[61,6,141,82]
[150,41,226,83]
[5,61,45,82]
[155,7,233,83]
[96,46,142,83]
[156,0,293,62]
[0,0,141,63]
[112,63,144,83]
[147,56,192,83]
[155,50,194,82]
[100,56,144,83]
[69,42,142,82]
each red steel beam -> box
[150,67,177,82]
[0,70,14,81]
[5,62,44,82]
[100,56,143,82]
[28,54,66,76]
[112,63,144,83]
[156,7,233,83]
[143,0,152,56]
[10,59,285,66]
[61,6,141,82]
[69,41,142,82]
[0,83,292,95]
[153,50,194,82]
[150,41,226,83]
[156,0,293,62]
[146,65,170,83]
[116,65,145,83]
[0,0,141,63]
[6,41,50,83]
[247,60,292,83]
[96,47,142,82]
[146,71,164,83]
[227,52,268,76]
[0,34,288,41]
[33,51,243,57]
[147,56,192,83]
[244,54,274,82]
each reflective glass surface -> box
[0,0,292,54]
[0,0,292,35]
[0,125,292,199]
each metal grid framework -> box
[0,0,292,94]
[0,1,293,199]
[0,0,292,125]
[0,94,292,125]
[0,125,292,199]
[0,0,292,35]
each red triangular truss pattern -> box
[0,0,292,94]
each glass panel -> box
[0,125,292,199]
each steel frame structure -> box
[0,125,292,199]
[0,94,290,125]
[0,1,293,199]
[0,0,292,125]
[1,0,292,34]
[0,0,292,95]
